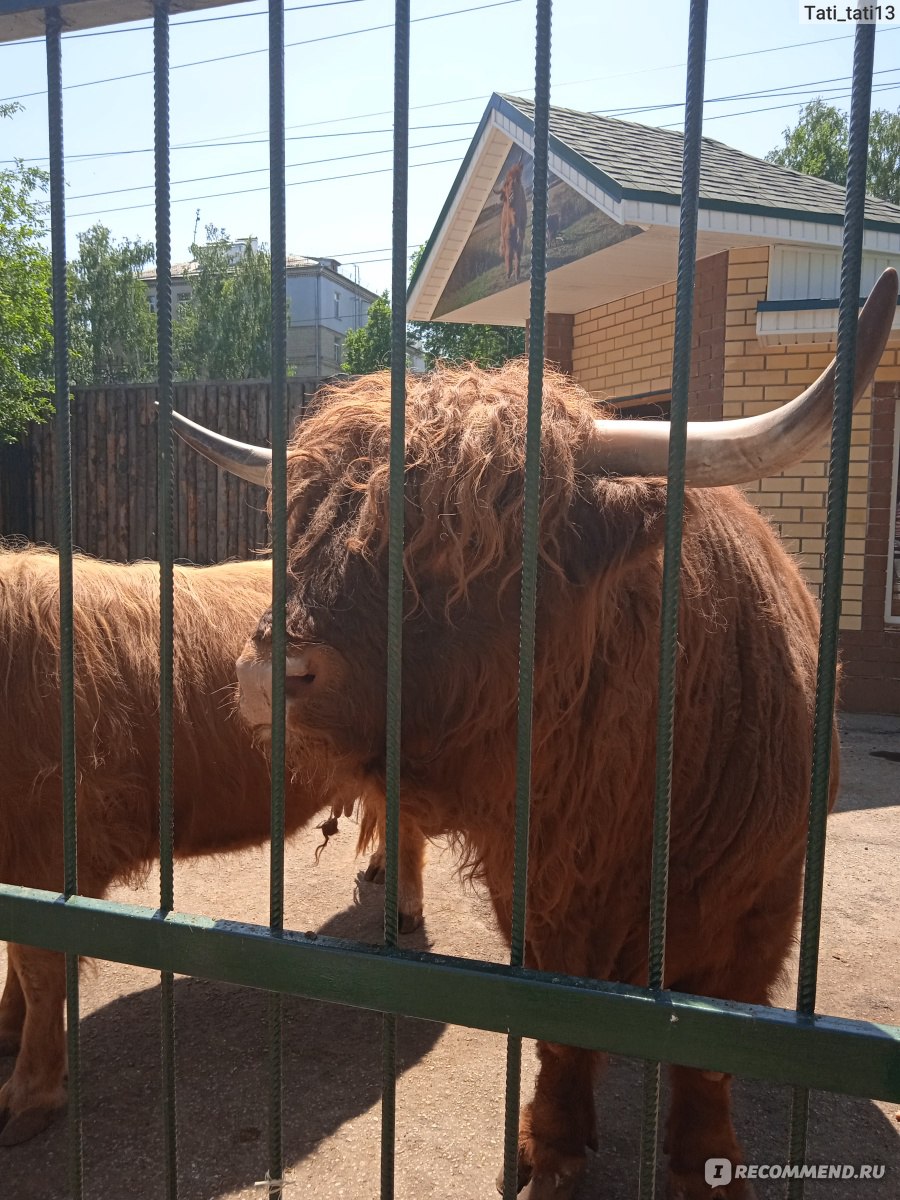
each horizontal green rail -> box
[1,884,897,1102]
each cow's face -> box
[234,366,684,818]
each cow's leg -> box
[0,958,25,1056]
[664,1067,753,1200]
[664,873,802,1200]
[0,943,67,1146]
[500,1041,599,1198]
[361,810,426,933]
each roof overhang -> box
[0,0,247,43]
[408,94,900,325]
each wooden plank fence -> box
[0,380,313,563]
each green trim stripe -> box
[0,886,897,1101]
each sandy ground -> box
[2,714,898,1199]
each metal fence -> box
[0,3,897,1200]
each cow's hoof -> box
[363,858,385,885]
[667,1169,756,1200]
[0,1032,21,1057]
[495,1149,583,1196]
[398,908,423,935]
[517,1172,581,1199]
[495,1153,532,1195]
[0,1103,64,1146]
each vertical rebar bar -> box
[787,22,875,1199]
[501,3,552,1198]
[637,3,708,1197]
[153,2,178,1196]
[45,9,83,1196]
[381,1,410,1195]
[268,1,288,1194]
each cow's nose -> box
[236,642,274,729]
[283,645,333,700]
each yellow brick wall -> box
[721,245,900,632]
[572,242,900,631]
[572,281,676,398]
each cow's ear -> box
[560,477,674,584]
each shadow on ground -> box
[578,1058,899,1200]
[2,892,442,1200]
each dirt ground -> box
[2,714,898,1200]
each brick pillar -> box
[524,313,574,375]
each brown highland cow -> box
[175,270,898,1199]
[0,550,425,1147]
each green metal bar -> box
[0,887,897,1101]
[502,3,552,1197]
[381,1,410,1196]
[153,3,178,1196]
[267,1,288,1195]
[787,23,876,1199]
[44,9,82,1196]
[638,3,709,1197]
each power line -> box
[658,79,900,129]
[9,63,898,168]
[2,120,479,166]
[0,0,524,102]
[6,24,899,164]
[67,136,472,200]
[597,66,900,119]
[67,77,900,221]
[51,71,900,197]
[0,0,374,48]
[67,156,461,220]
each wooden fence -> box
[0,380,313,563]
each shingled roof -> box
[501,94,900,230]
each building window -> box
[176,291,191,309]
[333,335,342,364]
[888,400,900,623]
[334,291,340,319]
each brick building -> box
[409,95,900,712]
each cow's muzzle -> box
[236,639,342,731]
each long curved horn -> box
[582,267,898,487]
[169,409,271,487]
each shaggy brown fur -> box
[242,359,839,1198]
[0,549,410,1146]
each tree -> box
[0,102,53,442]
[867,108,900,206]
[174,227,273,380]
[341,291,392,373]
[408,246,525,368]
[411,320,525,369]
[68,224,156,385]
[766,99,900,205]
[343,249,526,377]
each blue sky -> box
[1,0,898,296]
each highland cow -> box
[175,270,898,1199]
[0,550,425,1147]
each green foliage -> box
[407,245,524,369]
[411,320,525,369]
[766,100,900,205]
[867,108,900,207]
[0,104,53,443]
[68,224,156,385]
[342,249,526,377]
[341,291,392,373]
[174,227,273,380]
